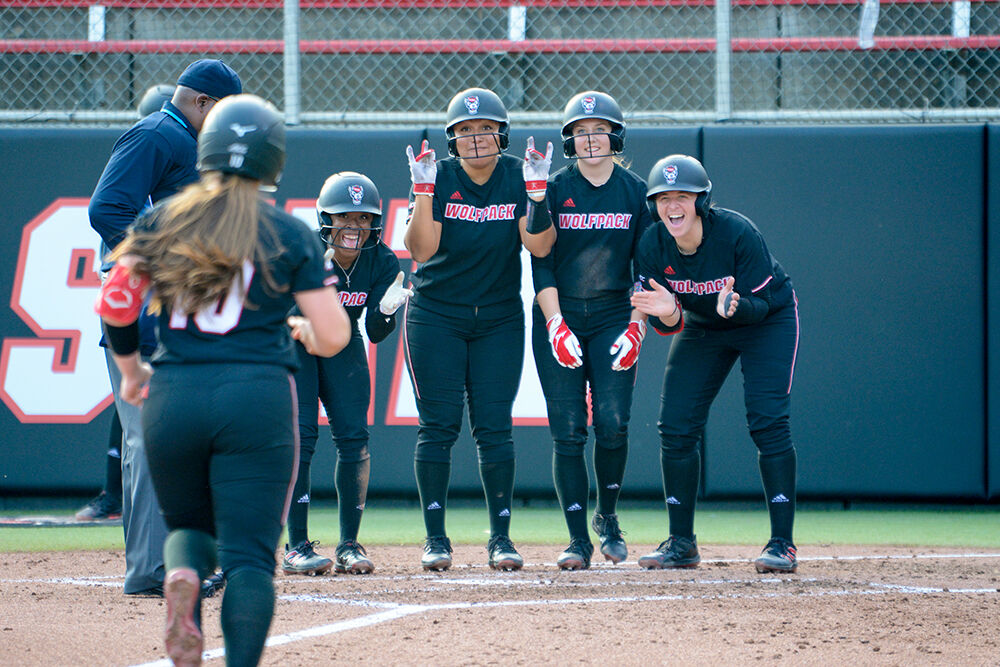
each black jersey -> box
[143,202,331,370]
[291,241,402,344]
[636,207,794,333]
[408,153,527,307]
[531,162,653,300]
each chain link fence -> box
[2,0,999,125]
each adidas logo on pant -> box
[296,494,310,504]
[666,496,681,505]
[498,508,510,517]
[566,503,583,511]
[770,494,790,503]
[426,501,442,510]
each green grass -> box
[2,501,999,552]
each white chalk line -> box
[5,551,991,667]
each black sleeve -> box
[726,226,777,325]
[530,250,557,294]
[636,232,683,335]
[102,320,140,355]
[363,248,404,344]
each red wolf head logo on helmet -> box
[348,184,364,205]
[464,95,480,114]
[581,96,596,114]
[664,165,678,185]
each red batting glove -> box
[609,320,647,371]
[546,313,583,369]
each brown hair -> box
[111,171,285,316]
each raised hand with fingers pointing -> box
[523,136,553,201]
[406,139,437,196]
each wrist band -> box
[413,183,434,196]
[103,320,140,355]
[526,199,553,234]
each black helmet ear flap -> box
[646,154,712,221]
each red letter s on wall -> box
[1,199,113,423]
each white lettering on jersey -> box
[339,291,368,307]
[557,213,633,230]
[443,202,517,223]
[666,276,731,296]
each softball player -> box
[403,87,554,572]
[97,94,350,665]
[283,171,411,577]
[631,154,799,573]
[530,91,652,570]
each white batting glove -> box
[379,271,413,315]
[406,139,436,196]
[609,320,647,371]
[546,313,583,369]
[523,136,553,201]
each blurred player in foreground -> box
[96,94,350,665]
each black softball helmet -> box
[561,91,626,158]
[137,84,174,117]
[316,171,383,251]
[444,87,510,158]
[196,94,285,190]
[646,154,713,220]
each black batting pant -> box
[295,331,371,465]
[657,303,799,456]
[143,363,298,577]
[531,296,637,457]
[404,295,523,464]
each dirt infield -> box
[3,544,999,665]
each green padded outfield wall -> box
[699,125,987,500]
[0,125,992,501]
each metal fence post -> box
[284,0,301,125]
[715,0,732,121]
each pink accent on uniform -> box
[751,275,773,293]
[281,373,301,525]
[787,291,800,394]
[402,298,421,400]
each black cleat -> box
[75,491,122,521]
[487,535,524,571]
[556,537,594,571]
[200,571,225,598]
[282,540,333,576]
[754,537,798,573]
[592,512,628,564]
[335,540,375,575]
[421,535,453,571]
[637,535,701,569]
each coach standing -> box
[89,59,242,596]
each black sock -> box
[221,568,274,667]
[479,459,515,538]
[163,529,216,630]
[415,459,450,537]
[661,448,700,539]
[758,448,797,542]
[594,443,627,516]
[105,410,123,502]
[553,452,590,540]
[336,457,370,543]
[286,460,311,547]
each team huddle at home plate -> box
[91,57,799,666]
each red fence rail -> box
[3,35,999,53]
